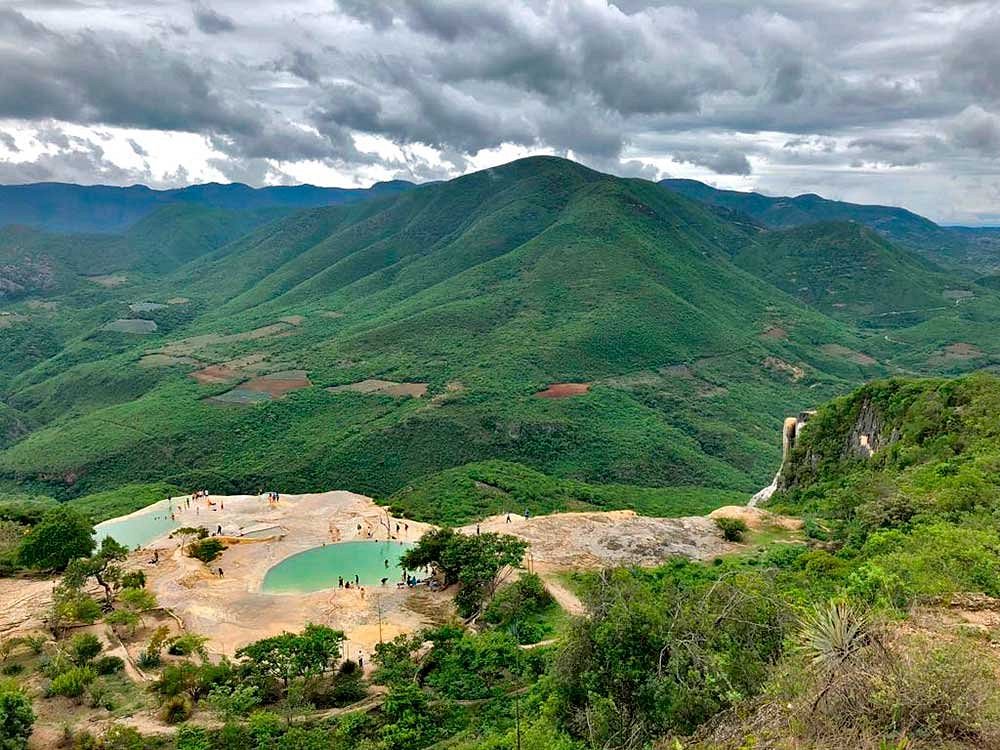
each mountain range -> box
[662,178,1000,275]
[0,156,997,523]
[0,179,415,234]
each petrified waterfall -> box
[748,412,813,507]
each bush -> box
[69,633,103,664]
[160,693,194,724]
[99,724,145,750]
[715,517,749,542]
[93,656,125,676]
[168,634,208,659]
[483,573,554,625]
[0,685,34,750]
[186,539,226,564]
[48,666,96,700]
[205,684,261,720]
[120,571,146,590]
[40,649,73,679]
[137,625,170,669]
[86,680,112,710]
[1,663,23,677]
[175,724,212,750]
[155,660,233,701]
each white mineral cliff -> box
[748,412,814,507]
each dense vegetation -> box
[5,157,1000,524]
[662,177,1000,273]
[2,374,1000,748]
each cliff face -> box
[777,383,907,492]
[845,397,900,459]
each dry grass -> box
[328,379,428,398]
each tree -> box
[236,624,344,697]
[68,632,103,665]
[0,686,34,750]
[402,530,528,617]
[64,537,129,608]
[17,506,94,571]
[400,528,461,583]
[48,582,101,637]
[554,569,790,747]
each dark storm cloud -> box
[672,147,753,175]
[950,107,1000,155]
[0,132,19,153]
[193,3,237,34]
[0,8,360,164]
[0,0,999,222]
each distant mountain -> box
[734,221,972,325]
[661,178,1000,274]
[0,179,416,234]
[0,156,876,507]
[0,204,277,300]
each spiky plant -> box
[798,600,873,672]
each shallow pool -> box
[261,541,416,593]
[94,501,179,550]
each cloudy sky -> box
[0,0,998,224]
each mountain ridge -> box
[661,177,1000,273]
[0,178,418,233]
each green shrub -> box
[168,634,208,659]
[160,693,194,724]
[40,650,73,679]
[483,573,554,625]
[69,633,102,664]
[119,570,146,590]
[92,656,124,676]
[99,724,145,750]
[86,680,112,710]
[175,724,211,750]
[1,662,23,677]
[0,684,34,750]
[715,517,749,542]
[17,507,94,571]
[205,684,261,720]
[48,666,96,700]
[186,539,226,564]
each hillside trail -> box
[538,572,585,616]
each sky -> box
[0,1,998,225]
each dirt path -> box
[539,573,585,617]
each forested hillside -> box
[663,177,1000,273]
[0,157,998,521]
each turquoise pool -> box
[261,541,416,593]
[95,501,179,550]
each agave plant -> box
[798,600,873,671]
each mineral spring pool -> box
[94,500,179,550]
[261,540,416,594]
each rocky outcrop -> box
[845,397,896,458]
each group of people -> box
[264,491,281,505]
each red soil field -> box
[535,383,591,398]
[240,370,312,398]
